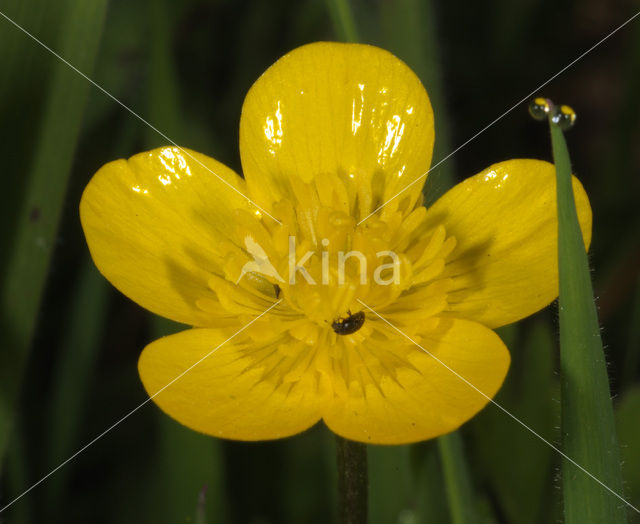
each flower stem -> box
[336,435,368,524]
[326,0,360,43]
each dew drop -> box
[529,97,552,121]
[552,104,576,131]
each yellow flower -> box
[80,42,592,444]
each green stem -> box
[549,119,628,522]
[438,433,478,524]
[326,0,360,43]
[336,435,368,524]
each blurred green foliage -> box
[0,0,638,522]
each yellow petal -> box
[240,42,434,218]
[426,159,592,328]
[322,318,509,444]
[138,328,325,440]
[80,146,250,326]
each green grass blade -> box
[281,426,334,523]
[0,2,64,270]
[151,317,228,524]
[615,386,640,522]
[622,277,640,388]
[378,2,475,521]
[437,433,478,524]
[140,3,228,517]
[471,321,557,523]
[413,442,450,523]
[378,0,456,204]
[4,423,32,524]
[368,445,412,524]
[379,1,475,520]
[144,0,183,147]
[550,121,628,522]
[195,485,208,524]
[42,258,109,519]
[0,0,108,464]
[326,0,359,43]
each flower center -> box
[199,176,457,395]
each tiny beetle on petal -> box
[332,311,365,335]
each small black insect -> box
[332,311,365,335]
[274,284,281,299]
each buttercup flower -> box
[80,42,591,444]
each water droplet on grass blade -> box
[529,97,553,121]
[529,98,576,131]
[552,104,576,130]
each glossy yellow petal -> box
[138,328,325,440]
[322,318,509,444]
[426,159,592,328]
[80,146,250,326]
[240,42,434,218]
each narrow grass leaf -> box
[368,445,413,524]
[282,427,335,523]
[0,0,108,462]
[42,258,109,520]
[0,1,65,269]
[144,0,183,147]
[621,277,640,388]
[142,6,227,517]
[195,485,208,524]
[378,0,456,204]
[615,386,640,523]
[550,122,627,522]
[151,317,228,524]
[326,0,360,43]
[437,432,478,524]
[378,2,476,520]
[4,424,32,524]
[413,442,450,523]
[470,321,557,523]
